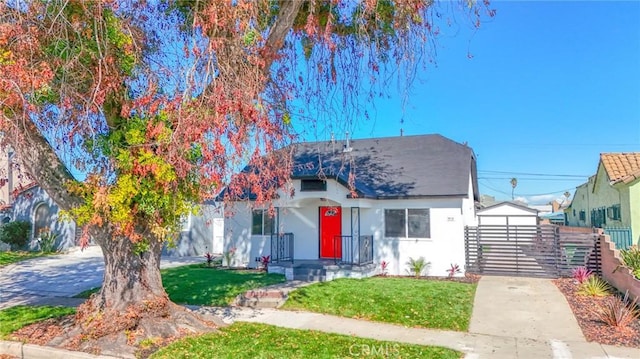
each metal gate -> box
[465,225,601,278]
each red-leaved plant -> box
[447,263,462,278]
[571,266,592,284]
[595,291,640,328]
[260,255,271,271]
[204,252,214,267]
[380,260,389,276]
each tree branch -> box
[262,0,304,71]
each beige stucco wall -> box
[566,162,639,245]
[622,178,640,245]
[566,182,589,227]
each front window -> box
[252,209,274,235]
[385,209,430,239]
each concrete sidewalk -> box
[0,246,204,309]
[193,305,638,359]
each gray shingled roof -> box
[290,134,479,200]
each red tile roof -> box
[600,153,640,184]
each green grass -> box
[151,322,461,359]
[75,265,286,306]
[0,251,52,267]
[0,305,75,338]
[282,277,476,331]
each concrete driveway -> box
[0,246,203,309]
[469,275,584,342]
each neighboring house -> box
[476,201,539,226]
[565,153,640,245]
[2,147,224,255]
[224,134,479,277]
[163,200,225,257]
[1,146,78,251]
[535,199,570,225]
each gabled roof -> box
[289,134,478,200]
[477,201,538,215]
[600,153,640,184]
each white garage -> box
[477,202,539,226]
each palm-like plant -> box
[406,257,430,278]
[510,178,518,200]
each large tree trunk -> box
[93,233,166,312]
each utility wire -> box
[479,179,577,197]
[478,170,589,178]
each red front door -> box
[320,206,342,258]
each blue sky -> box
[299,0,640,205]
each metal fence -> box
[465,225,601,278]
[604,227,633,250]
[334,235,374,265]
[270,232,294,262]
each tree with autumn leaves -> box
[0,0,493,347]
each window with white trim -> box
[384,209,431,238]
[252,209,274,235]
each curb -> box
[0,340,121,359]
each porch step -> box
[232,280,312,309]
[233,289,288,309]
[292,267,326,282]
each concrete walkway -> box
[0,246,204,309]
[1,252,638,358]
[193,276,639,359]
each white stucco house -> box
[224,134,480,279]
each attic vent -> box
[301,179,327,192]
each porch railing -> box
[334,235,374,265]
[271,232,294,263]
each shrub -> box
[37,228,58,253]
[0,221,32,250]
[405,257,430,278]
[379,260,389,276]
[571,266,592,284]
[259,255,271,271]
[446,263,462,278]
[620,245,640,279]
[577,275,611,297]
[204,252,214,267]
[595,291,640,328]
[223,247,237,267]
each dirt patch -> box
[554,278,640,348]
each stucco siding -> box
[627,179,640,245]
[163,202,224,257]
[225,189,469,276]
[11,187,77,250]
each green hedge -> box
[0,221,32,250]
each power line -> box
[478,177,583,181]
[478,170,589,178]
[479,179,577,197]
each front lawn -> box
[282,277,476,331]
[151,322,461,359]
[0,251,52,267]
[75,265,286,307]
[0,305,75,338]
[162,265,286,306]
